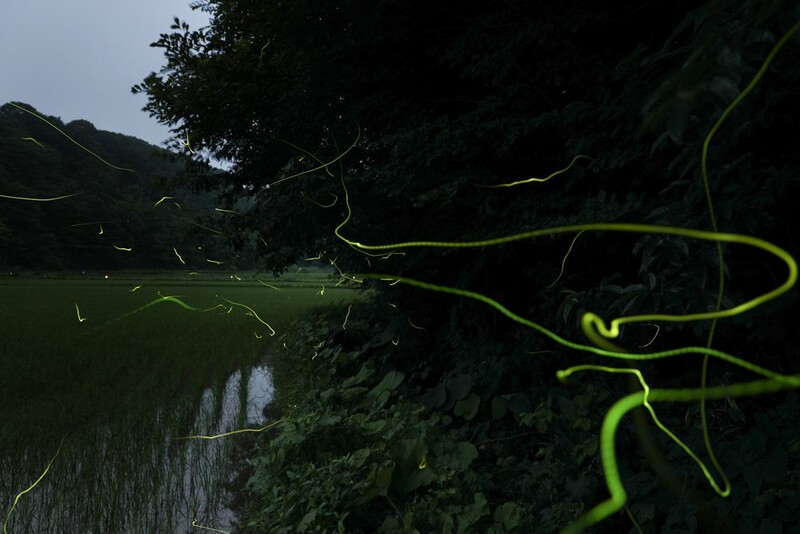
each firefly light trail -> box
[329,20,800,533]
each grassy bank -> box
[235,307,530,534]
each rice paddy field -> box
[0,269,361,533]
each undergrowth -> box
[238,304,800,533]
[239,309,529,533]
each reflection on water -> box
[0,363,274,533]
[244,366,273,427]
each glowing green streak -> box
[103,295,214,326]
[360,273,798,385]
[332,102,799,530]
[256,278,281,291]
[147,16,795,534]
[219,297,276,336]
[177,417,287,441]
[7,103,135,173]
[71,221,104,234]
[3,434,68,534]
[74,302,87,322]
[344,223,796,337]
[694,18,800,503]
[557,365,729,497]
[700,20,800,231]
[256,39,272,70]
[173,247,186,264]
[343,194,796,534]
[624,506,643,534]
[546,229,586,288]
[276,137,335,177]
[214,207,245,217]
[181,217,226,235]
[104,294,274,328]
[153,196,174,207]
[191,519,230,534]
[20,137,45,149]
[0,192,79,202]
[473,154,593,188]
[638,324,659,348]
[558,374,799,534]
[357,248,798,532]
[264,127,360,189]
[302,190,338,208]
[182,132,195,154]
[342,304,352,329]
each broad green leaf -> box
[380,370,405,390]
[452,441,478,469]
[446,374,473,401]
[494,502,523,529]
[454,393,480,420]
[491,396,508,419]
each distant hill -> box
[0,102,240,270]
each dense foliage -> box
[136,1,800,531]
[0,102,248,270]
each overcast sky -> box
[0,0,211,148]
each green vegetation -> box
[0,102,256,271]
[0,273,361,532]
[247,308,800,532]
[0,271,356,432]
[134,1,800,531]
[2,0,799,532]
[242,310,536,532]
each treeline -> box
[133,0,800,531]
[0,102,254,271]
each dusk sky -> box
[0,0,211,148]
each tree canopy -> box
[0,102,250,270]
[134,1,800,531]
[134,0,799,328]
